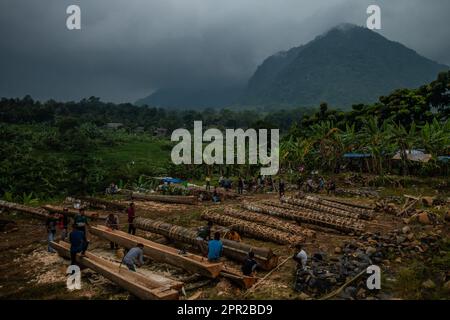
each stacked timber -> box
[50,241,180,300]
[201,211,304,245]
[77,196,127,211]
[229,205,315,238]
[90,225,223,278]
[133,217,278,270]
[258,201,365,234]
[42,205,108,220]
[281,196,363,220]
[319,196,375,210]
[0,200,48,219]
[188,186,239,200]
[128,192,197,205]
[304,195,375,219]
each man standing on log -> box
[207,232,223,262]
[123,243,144,271]
[205,175,211,191]
[126,203,136,235]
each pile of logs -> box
[201,211,304,245]
[133,217,278,270]
[77,196,127,211]
[231,204,315,238]
[335,188,379,198]
[303,195,375,219]
[121,190,197,205]
[258,201,365,234]
[281,196,365,220]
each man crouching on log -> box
[122,243,145,272]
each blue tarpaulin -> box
[343,153,372,159]
[162,177,185,184]
[437,156,450,163]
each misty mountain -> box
[239,23,449,108]
[136,86,243,109]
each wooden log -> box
[77,196,127,211]
[283,196,363,220]
[0,200,49,219]
[259,201,365,234]
[42,205,108,220]
[303,195,374,219]
[128,192,197,205]
[90,225,223,278]
[133,217,278,271]
[50,241,180,300]
[201,211,304,245]
[230,205,315,238]
[318,196,375,210]
[220,269,257,289]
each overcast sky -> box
[1,0,449,103]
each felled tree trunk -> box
[201,211,304,245]
[302,195,375,219]
[228,205,315,238]
[0,200,48,219]
[129,192,197,205]
[133,217,278,270]
[281,196,363,220]
[258,201,365,234]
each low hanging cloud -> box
[0,0,449,103]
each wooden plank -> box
[220,270,257,289]
[90,225,223,278]
[42,205,108,220]
[50,241,179,300]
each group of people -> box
[304,176,336,194]
[46,207,90,266]
[206,175,286,198]
[195,222,259,277]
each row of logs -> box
[133,217,278,270]
[302,195,375,219]
[281,196,364,220]
[257,201,365,234]
[201,211,304,245]
[234,204,315,238]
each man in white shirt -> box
[293,244,308,270]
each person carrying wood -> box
[207,232,223,262]
[122,243,145,271]
[46,212,58,253]
[105,213,119,249]
[126,203,136,235]
[241,251,258,276]
[69,224,89,265]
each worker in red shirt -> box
[126,203,136,235]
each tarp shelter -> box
[153,177,185,184]
[392,150,432,163]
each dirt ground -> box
[0,190,448,300]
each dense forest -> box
[1,71,449,202]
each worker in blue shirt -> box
[69,224,89,265]
[207,232,223,262]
